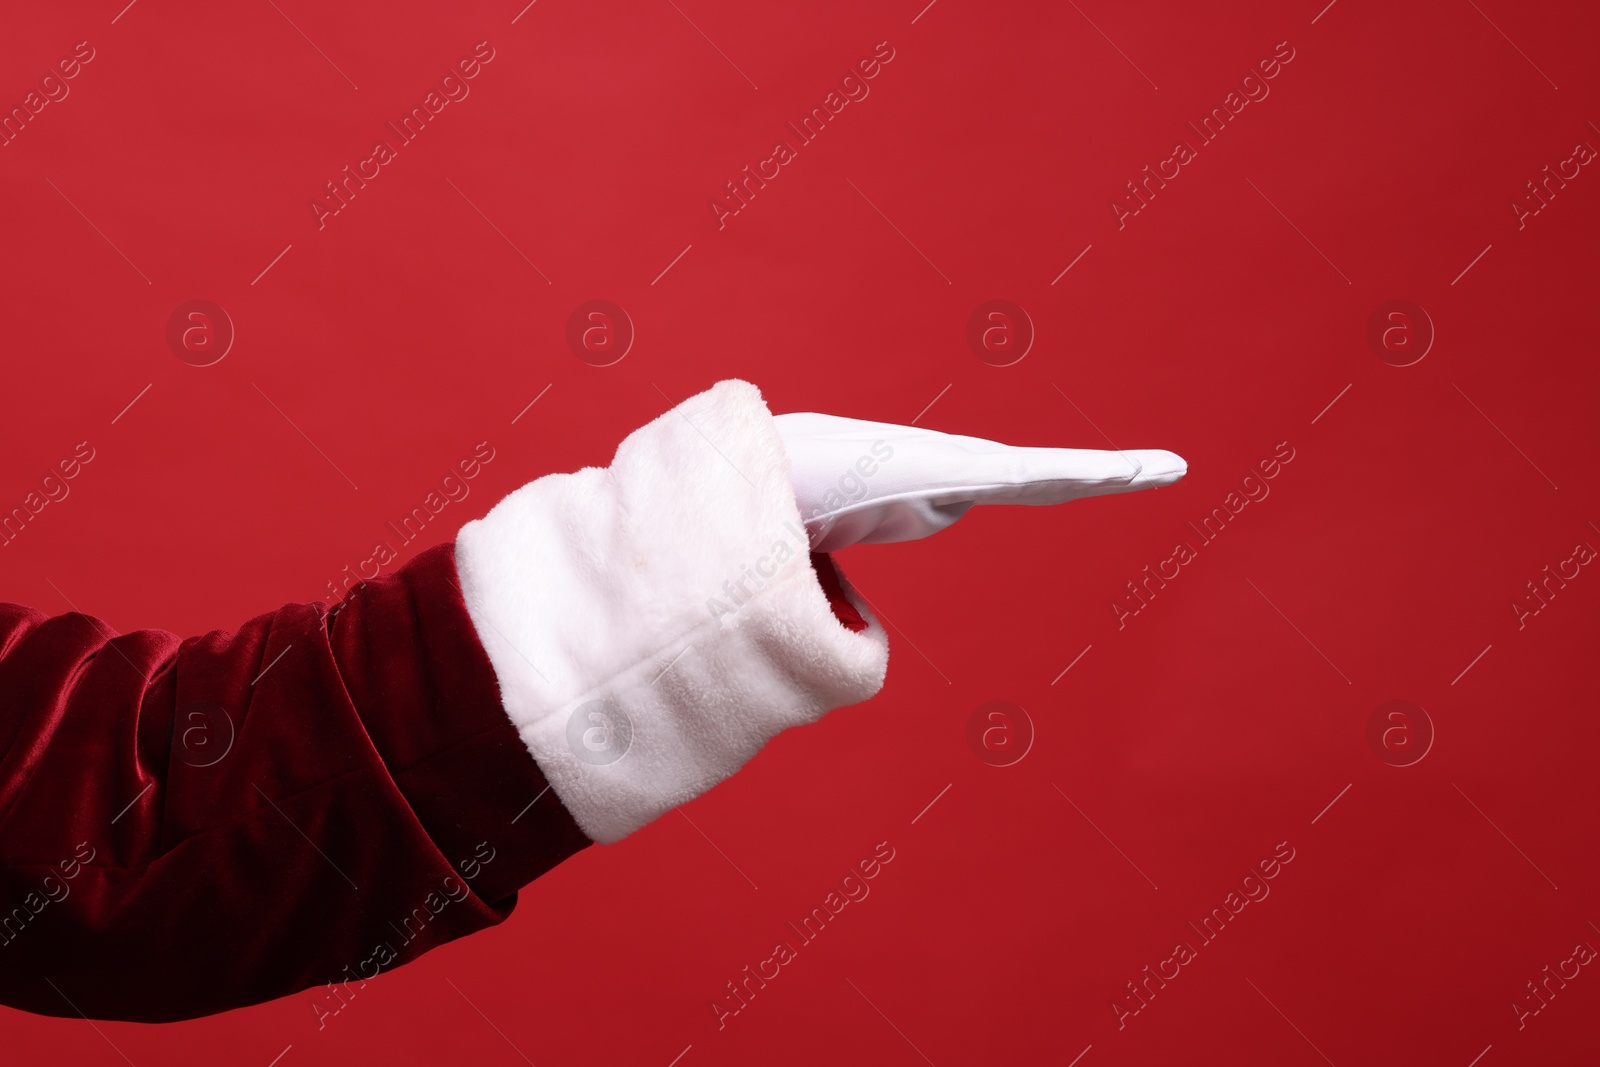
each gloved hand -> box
[773,411,1187,552]
[458,380,1188,846]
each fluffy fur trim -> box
[454,380,889,844]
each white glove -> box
[773,412,1187,552]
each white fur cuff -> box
[454,380,890,844]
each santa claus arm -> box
[0,378,1182,1023]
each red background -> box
[2,0,1598,1063]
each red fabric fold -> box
[0,543,591,1022]
[810,552,868,633]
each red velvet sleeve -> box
[0,543,593,1023]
